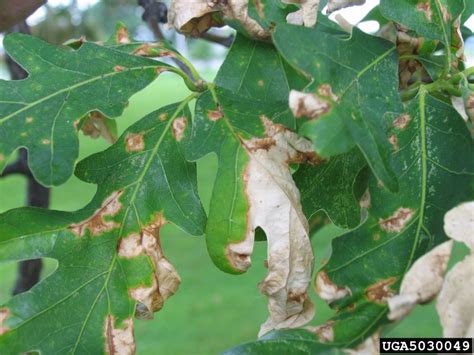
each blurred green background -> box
[0,73,468,354]
[0,0,472,353]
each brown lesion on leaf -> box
[42,138,50,145]
[0,308,10,335]
[389,134,399,150]
[207,106,224,121]
[393,114,411,129]
[172,116,188,142]
[113,65,126,72]
[257,79,264,87]
[116,26,131,44]
[366,277,397,304]
[69,191,123,237]
[289,90,331,120]
[373,233,381,241]
[416,1,432,21]
[125,132,145,152]
[225,244,252,272]
[104,315,135,355]
[315,271,351,303]
[307,320,335,343]
[118,214,180,319]
[159,112,168,121]
[318,84,339,102]
[379,207,415,233]
[26,116,33,123]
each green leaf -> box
[0,33,174,186]
[295,148,367,229]
[316,89,474,347]
[380,0,464,46]
[273,24,401,192]
[224,329,343,354]
[187,35,308,274]
[0,102,206,354]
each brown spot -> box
[0,308,10,335]
[416,1,432,21]
[288,291,307,303]
[373,234,381,241]
[26,117,33,123]
[225,244,252,273]
[73,119,81,130]
[393,114,411,129]
[129,278,164,319]
[257,80,264,87]
[125,133,145,152]
[104,316,135,355]
[245,137,276,152]
[318,84,339,102]
[290,91,331,119]
[116,26,131,44]
[159,113,168,121]
[366,277,397,304]
[207,107,223,121]
[42,139,50,145]
[69,191,123,237]
[389,134,399,150]
[308,321,335,343]
[263,259,269,268]
[291,151,324,165]
[132,44,171,57]
[379,207,415,233]
[172,116,187,142]
[315,271,351,303]
[114,65,126,72]
[118,233,142,258]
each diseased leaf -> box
[436,202,474,338]
[387,241,452,321]
[0,33,175,186]
[168,0,269,40]
[295,148,367,229]
[314,90,473,347]
[282,0,321,27]
[273,23,401,191]
[380,0,464,47]
[0,102,206,353]
[187,34,317,335]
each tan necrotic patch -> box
[104,316,135,355]
[236,116,316,336]
[315,271,351,303]
[416,1,432,21]
[125,133,145,152]
[379,207,415,233]
[365,277,397,304]
[69,191,123,237]
[118,214,181,320]
[393,114,411,129]
[172,116,187,142]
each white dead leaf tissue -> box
[387,201,474,338]
[230,117,316,336]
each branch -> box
[0,0,46,31]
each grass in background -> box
[0,74,467,354]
